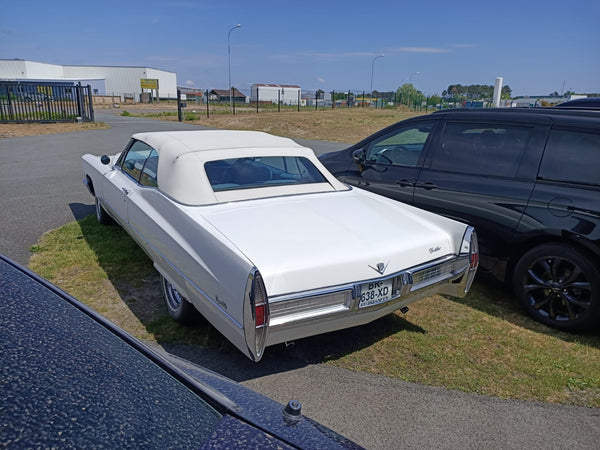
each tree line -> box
[363,83,514,107]
[442,84,512,99]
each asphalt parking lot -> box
[1,112,599,449]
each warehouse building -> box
[251,84,301,105]
[0,59,178,101]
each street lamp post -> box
[370,54,384,96]
[228,24,241,112]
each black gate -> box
[0,82,94,123]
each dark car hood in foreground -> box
[0,255,361,449]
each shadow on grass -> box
[73,205,421,381]
[451,275,600,350]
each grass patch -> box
[28,216,600,407]
[326,294,600,405]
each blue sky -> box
[2,0,598,96]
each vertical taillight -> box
[469,231,479,270]
[243,269,269,361]
[461,227,479,293]
[254,271,269,356]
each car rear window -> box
[538,129,600,185]
[204,156,327,192]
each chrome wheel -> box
[95,197,113,225]
[95,197,102,221]
[161,276,199,323]
[164,279,184,312]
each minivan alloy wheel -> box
[514,243,600,330]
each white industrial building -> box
[0,59,178,101]
[251,84,301,105]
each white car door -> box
[102,141,155,227]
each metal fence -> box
[175,88,458,121]
[0,82,94,123]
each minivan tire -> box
[513,243,600,331]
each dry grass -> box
[0,121,109,138]
[127,106,426,143]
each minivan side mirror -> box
[100,155,111,165]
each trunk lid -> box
[195,189,457,296]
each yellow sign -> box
[140,78,159,90]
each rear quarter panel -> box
[126,188,255,358]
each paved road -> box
[1,112,598,449]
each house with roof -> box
[208,89,247,103]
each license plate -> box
[358,280,393,308]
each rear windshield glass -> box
[205,156,327,192]
[539,129,600,185]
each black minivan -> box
[320,108,600,331]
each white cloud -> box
[317,77,325,83]
[384,47,451,54]
[185,80,195,86]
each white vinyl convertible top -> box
[130,130,347,205]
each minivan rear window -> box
[433,122,532,177]
[539,129,600,185]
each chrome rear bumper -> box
[265,252,475,346]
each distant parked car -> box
[82,130,478,361]
[17,91,53,102]
[0,253,362,449]
[554,97,600,109]
[320,108,600,331]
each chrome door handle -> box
[121,187,131,195]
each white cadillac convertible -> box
[82,130,478,361]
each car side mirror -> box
[100,155,110,165]
[352,148,366,165]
